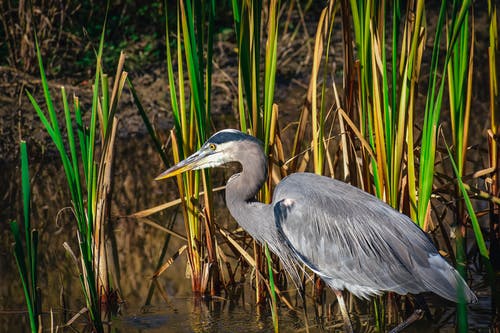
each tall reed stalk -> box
[331,0,484,330]
[446,6,474,330]
[346,0,424,209]
[164,0,218,294]
[27,19,126,331]
[307,2,337,176]
[10,141,39,332]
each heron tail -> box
[419,254,478,304]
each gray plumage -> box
[273,173,475,302]
[156,129,477,331]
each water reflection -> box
[116,298,279,333]
[113,294,493,333]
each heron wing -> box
[272,173,459,300]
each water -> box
[1,294,493,332]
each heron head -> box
[155,129,261,180]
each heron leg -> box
[388,309,424,333]
[333,289,353,333]
[413,294,432,321]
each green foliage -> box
[0,0,164,75]
[327,0,486,330]
[74,1,164,71]
[418,0,472,228]
[27,30,104,332]
[163,0,217,293]
[10,141,39,333]
[265,244,279,333]
[26,11,127,330]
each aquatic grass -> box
[347,0,426,209]
[443,140,489,261]
[7,0,496,331]
[329,0,485,330]
[95,51,127,301]
[228,0,492,329]
[232,0,261,134]
[417,0,472,229]
[262,4,280,319]
[262,0,279,153]
[309,4,337,176]
[10,141,39,332]
[443,135,488,332]
[26,13,127,330]
[27,48,103,333]
[163,0,218,294]
[265,245,279,333]
[447,6,473,179]
[484,0,500,322]
[414,2,479,324]
[346,0,475,240]
[445,7,475,330]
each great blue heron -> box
[156,129,477,332]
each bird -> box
[156,129,477,332]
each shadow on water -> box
[0,131,496,332]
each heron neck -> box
[225,149,273,242]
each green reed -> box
[163,0,217,294]
[347,0,423,209]
[445,139,488,331]
[418,0,471,229]
[27,41,102,332]
[487,0,499,178]
[10,141,39,332]
[346,0,474,222]
[27,16,127,330]
[327,0,487,330]
[232,0,261,135]
[446,5,475,330]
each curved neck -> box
[225,143,272,243]
[227,161,267,202]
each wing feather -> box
[273,173,466,300]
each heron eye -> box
[209,143,217,151]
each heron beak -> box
[155,149,212,180]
